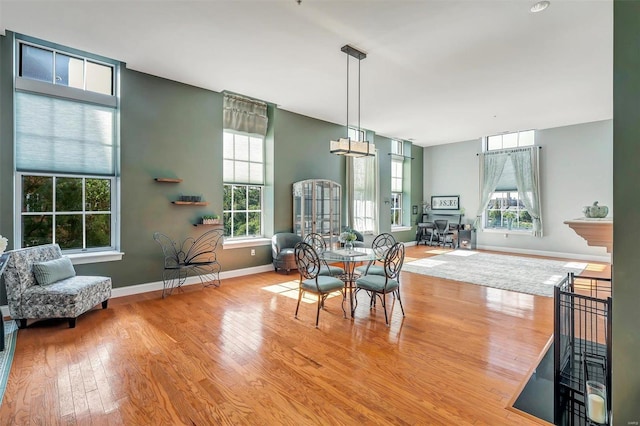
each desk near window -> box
[416,210,464,246]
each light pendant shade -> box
[330,45,375,157]
[330,137,375,157]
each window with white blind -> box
[221,94,269,239]
[14,36,119,253]
[349,128,377,234]
[222,131,264,238]
[390,140,408,228]
[391,157,403,227]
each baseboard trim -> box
[0,263,275,319]
[477,245,611,263]
[110,263,275,298]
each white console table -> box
[563,218,613,253]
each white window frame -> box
[16,172,117,252]
[391,156,404,227]
[223,130,265,239]
[483,190,532,232]
[485,130,534,152]
[13,35,121,260]
[223,184,264,239]
[482,130,536,234]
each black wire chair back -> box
[384,242,405,281]
[303,233,327,253]
[294,242,322,281]
[371,233,396,258]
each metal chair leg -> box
[295,288,303,318]
[315,295,322,328]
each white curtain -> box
[223,94,268,136]
[474,152,508,228]
[511,147,543,236]
[349,154,377,233]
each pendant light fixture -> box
[330,44,375,157]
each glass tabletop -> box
[319,247,379,262]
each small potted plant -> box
[202,214,220,225]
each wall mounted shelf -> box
[172,201,208,206]
[155,178,183,183]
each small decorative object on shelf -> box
[173,194,208,206]
[179,195,202,202]
[201,215,220,225]
[583,201,609,218]
[154,177,182,183]
[172,201,208,206]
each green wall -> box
[613,1,640,422]
[0,33,422,293]
[272,109,346,233]
[0,34,13,252]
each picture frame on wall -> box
[431,195,460,210]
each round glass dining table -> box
[318,247,381,317]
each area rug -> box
[403,251,587,297]
[0,320,18,406]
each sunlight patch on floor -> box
[425,249,451,255]
[584,263,607,272]
[405,258,447,268]
[445,250,478,257]
[262,281,341,303]
[564,261,588,270]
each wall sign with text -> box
[431,195,460,210]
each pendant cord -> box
[346,53,349,142]
[358,57,361,141]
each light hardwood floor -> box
[0,246,610,425]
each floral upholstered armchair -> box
[3,244,112,328]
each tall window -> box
[222,131,264,238]
[390,140,406,227]
[349,128,377,233]
[14,37,119,252]
[486,130,534,151]
[222,94,268,239]
[391,158,403,226]
[479,130,542,235]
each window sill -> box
[223,237,271,250]
[391,226,412,232]
[68,251,124,265]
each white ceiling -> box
[0,0,612,147]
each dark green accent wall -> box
[78,68,229,284]
[0,36,421,293]
[0,34,13,250]
[272,109,346,233]
[613,1,640,421]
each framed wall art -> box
[431,195,459,210]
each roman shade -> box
[223,94,268,137]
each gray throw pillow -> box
[32,257,76,286]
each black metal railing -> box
[554,273,612,425]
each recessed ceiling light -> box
[530,1,550,13]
